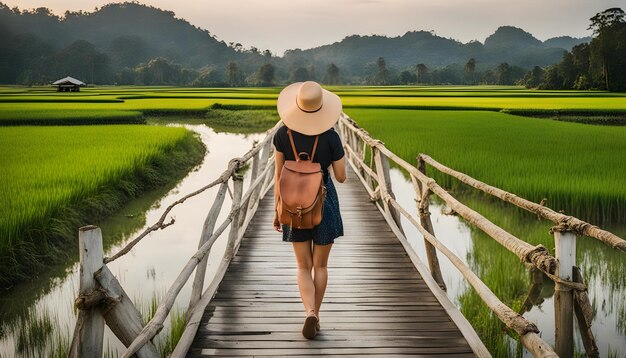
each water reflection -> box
[388,167,626,357]
[0,124,265,356]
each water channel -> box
[0,122,624,357]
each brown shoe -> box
[315,321,320,331]
[302,312,318,339]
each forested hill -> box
[0,2,266,83]
[0,1,590,85]
[285,26,589,77]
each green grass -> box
[157,307,187,357]
[446,187,626,356]
[346,108,626,223]
[0,109,144,125]
[203,108,280,133]
[9,305,70,358]
[135,290,188,357]
[0,125,205,287]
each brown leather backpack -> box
[276,128,327,229]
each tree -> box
[373,57,389,85]
[193,66,221,87]
[464,58,476,84]
[588,8,626,90]
[225,61,241,87]
[557,52,577,88]
[308,64,316,81]
[255,63,275,86]
[135,57,181,85]
[398,70,416,84]
[589,8,625,34]
[571,43,590,79]
[431,64,463,84]
[115,67,136,85]
[415,63,429,84]
[573,74,591,90]
[325,63,340,85]
[539,65,563,89]
[290,66,310,82]
[53,40,110,84]
[495,63,513,85]
[521,66,544,88]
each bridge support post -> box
[374,148,404,234]
[225,175,244,258]
[553,229,576,358]
[189,182,229,309]
[69,226,105,358]
[416,157,446,291]
[246,145,264,214]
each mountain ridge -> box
[0,1,592,84]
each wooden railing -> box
[336,112,626,358]
[69,122,281,358]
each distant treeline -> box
[519,8,626,91]
[2,2,623,90]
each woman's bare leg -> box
[312,243,333,320]
[292,241,316,315]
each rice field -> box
[1,85,625,356]
[449,189,626,356]
[2,86,626,120]
[0,125,205,285]
[0,109,143,125]
[344,108,626,223]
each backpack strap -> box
[287,128,299,161]
[310,135,319,161]
[287,128,320,162]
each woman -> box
[272,81,346,339]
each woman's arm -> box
[331,156,346,183]
[273,149,285,231]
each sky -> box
[4,0,624,55]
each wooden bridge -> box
[185,165,483,357]
[68,114,626,358]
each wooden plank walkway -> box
[187,167,477,357]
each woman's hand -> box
[273,212,282,232]
[273,149,285,233]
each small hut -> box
[52,76,86,92]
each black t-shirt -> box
[272,124,345,179]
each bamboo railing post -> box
[225,174,244,258]
[363,142,373,189]
[94,266,159,357]
[69,226,105,358]
[255,140,272,193]
[553,229,576,358]
[350,131,359,158]
[572,267,599,358]
[246,149,261,214]
[188,181,229,309]
[250,145,260,180]
[373,147,404,233]
[350,131,362,178]
[519,267,545,315]
[415,157,446,291]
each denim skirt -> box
[282,172,343,245]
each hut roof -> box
[52,76,86,86]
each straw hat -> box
[277,81,342,136]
